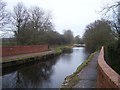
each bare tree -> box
[0,0,10,28]
[29,7,53,32]
[12,2,29,44]
[29,7,44,32]
[28,6,54,44]
[102,1,120,36]
[12,4,55,45]
[42,12,54,31]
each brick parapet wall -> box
[97,47,120,88]
[1,45,48,57]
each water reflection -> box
[2,57,59,88]
[2,47,89,88]
[63,48,73,54]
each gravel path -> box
[73,52,99,88]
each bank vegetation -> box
[83,1,120,74]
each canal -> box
[2,47,89,88]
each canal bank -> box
[2,47,89,88]
[61,51,99,88]
[1,46,72,68]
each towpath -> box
[1,50,55,63]
[73,52,99,88]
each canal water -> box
[2,47,89,88]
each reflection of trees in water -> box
[63,48,73,54]
[59,49,73,63]
[21,63,53,88]
[61,54,72,62]
[74,48,89,55]
[60,49,73,62]
[5,58,58,88]
[3,50,73,88]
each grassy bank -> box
[61,51,97,88]
[54,45,73,54]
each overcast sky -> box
[4,0,112,37]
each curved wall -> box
[97,47,120,88]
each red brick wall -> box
[97,47,120,88]
[2,45,48,57]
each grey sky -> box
[4,0,112,37]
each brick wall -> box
[2,45,49,57]
[97,47,120,88]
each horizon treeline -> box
[0,1,80,46]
